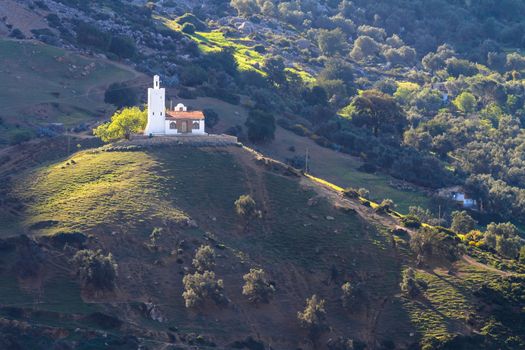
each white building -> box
[144,75,206,136]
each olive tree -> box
[192,245,216,272]
[182,271,226,308]
[73,249,118,291]
[242,268,275,303]
[297,294,327,336]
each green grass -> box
[0,39,137,145]
[401,263,502,343]
[160,17,315,83]
[14,149,188,236]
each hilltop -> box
[0,142,522,349]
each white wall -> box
[165,120,179,135]
[144,76,166,135]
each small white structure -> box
[452,192,477,209]
[144,75,206,136]
[437,186,477,209]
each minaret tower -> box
[144,75,166,135]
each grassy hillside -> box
[0,39,139,145]
[0,144,521,349]
[175,95,433,213]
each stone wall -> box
[117,134,239,147]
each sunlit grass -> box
[15,149,188,235]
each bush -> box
[203,108,219,128]
[375,199,395,214]
[104,82,138,108]
[297,294,327,335]
[235,194,257,217]
[176,13,207,31]
[9,29,25,39]
[401,215,421,228]
[192,245,216,272]
[341,282,356,309]
[410,227,463,263]
[242,268,275,304]
[73,249,118,291]
[245,109,276,143]
[108,36,136,59]
[181,23,196,35]
[9,131,32,145]
[451,211,476,234]
[182,271,225,308]
[400,268,419,298]
[343,187,360,199]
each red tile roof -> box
[166,110,204,120]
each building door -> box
[180,121,188,133]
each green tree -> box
[73,249,118,291]
[182,271,225,308]
[93,106,147,142]
[242,268,275,303]
[343,90,407,137]
[495,236,521,259]
[193,245,216,272]
[245,109,275,142]
[410,227,462,263]
[453,92,477,113]
[400,267,419,298]
[181,22,196,34]
[341,281,355,309]
[104,82,138,108]
[108,36,136,59]
[264,55,287,86]
[235,194,257,217]
[451,211,477,234]
[350,35,380,61]
[297,294,327,336]
[230,0,260,17]
[317,28,346,56]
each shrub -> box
[182,271,225,308]
[108,36,136,59]
[242,268,275,304]
[451,211,477,234]
[297,294,327,335]
[104,82,138,108]
[176,13,207,31]
[203,108,219,128]
[375,199,395,214]
[343,187,360,199]
[9,130,32,145]
[73,249,118,291]
[410,227,463,263]
[235,194,257,217]
[401,215,421,228]
[192,245,216,272]
[181,23,196,35]
[9,29,25,39]
[245,109,276,143]
[341,282,356,309]
[400,268,419,298]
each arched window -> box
[170,122,177,129]
[192,122,199,130]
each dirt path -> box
[462,255,513,276]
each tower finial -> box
[153,75,160,89]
